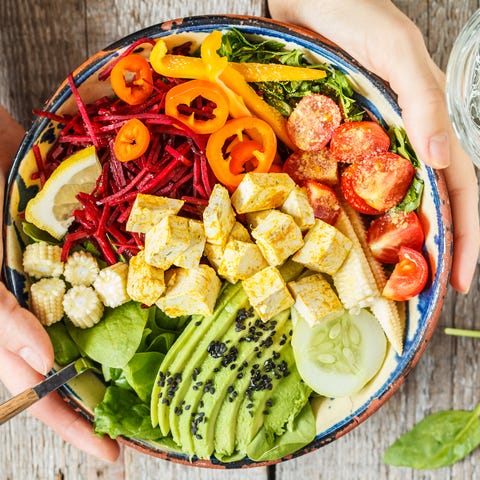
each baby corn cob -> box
[93,262,130,307]
[332,209,378,312]
[23,242,64,279]
[30,277,66,326]
[63,285,104,328]
[333,203,404,354]
[340,202,405,354]
[63,251,100,286]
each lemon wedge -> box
[25,145,102,240]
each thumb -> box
[0,283,54,374]
[382,29,451,169]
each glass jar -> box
[446,9,480,167]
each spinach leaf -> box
[219,28,363,123]
[123,352,165,402]
[383,403,480,469]
[22,222,59,245]
[391,176,424,214]
[388,126,420,168]
[46,322,80,366]
[246,402,316,462]
[94,386,164,440]
[66,301,149,368]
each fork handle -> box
[0,389,39,425]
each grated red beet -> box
[35,65,214,264]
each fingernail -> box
[18,347,48,374]
[428,133,450,168]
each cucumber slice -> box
[291,308,387,397]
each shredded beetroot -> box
[34,63,214,265]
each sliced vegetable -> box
[110,54,153,105]
[343,152,415,212]
[367,211,425,264]
[230,62,326,81]
[282,148,338,186]
[113,118,151,162]
[383,246,429,301]
[205,117,276,190]
[330,121,390,163]
[287,93,341,151]
[165,79,229,134]
[303,180,341,225]
[340,164,382,215]
[291,308,387,398]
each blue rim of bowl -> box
[3,14,451,469]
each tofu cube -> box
[203,221,251,271]
[127,250,165,306]
[229,221,251,243]
[156,265,221,317]
[231,173,295,213]
[288,273,344,326]
[243,266,294,321]
[126,194,184,233]
[144,215,190,269]
[251,210,304,266]
[203,242,225,271]
[280,187,315,231]
[244,209,274,230]
[218,239,268,283]
[174,219,206,269]
[292,219,352,275]
[203,183,236,246]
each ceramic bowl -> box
[3,15,452,468]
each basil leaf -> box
[383,403,480,469]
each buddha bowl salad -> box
[19,29,428,462]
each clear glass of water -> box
[446,8,480,168]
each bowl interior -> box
[3,15,452,468]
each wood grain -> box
[1,1,480,479]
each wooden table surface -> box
[1,1,479,479]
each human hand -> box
[268,0,480,293]
[0,106,119,461]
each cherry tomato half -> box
[287,94,341,151]
[382,246,429,301]
[303,180,341,225]
[340,164,382,215]
[282,148,338,186]
[367,211,425,263]
[330,121,390,163]
[344,152,415,212]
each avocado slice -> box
[169,298,255,450]
[188,308,292,459]
[212,318,292,457]
[151,281,244,433]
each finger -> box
[442,143,480,293]
[0,348,120,462]
[380,25,452,170]
[0,283,54,374]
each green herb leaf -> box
[94,386,164,440]
[383,403,480,469]
[66,301,149,368]
[388,126,420,168]
[390,176,424,214]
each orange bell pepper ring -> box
[206,117,277,191]
[165,79,229,134]
[110,54,153,105]
[113,118,151,162]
